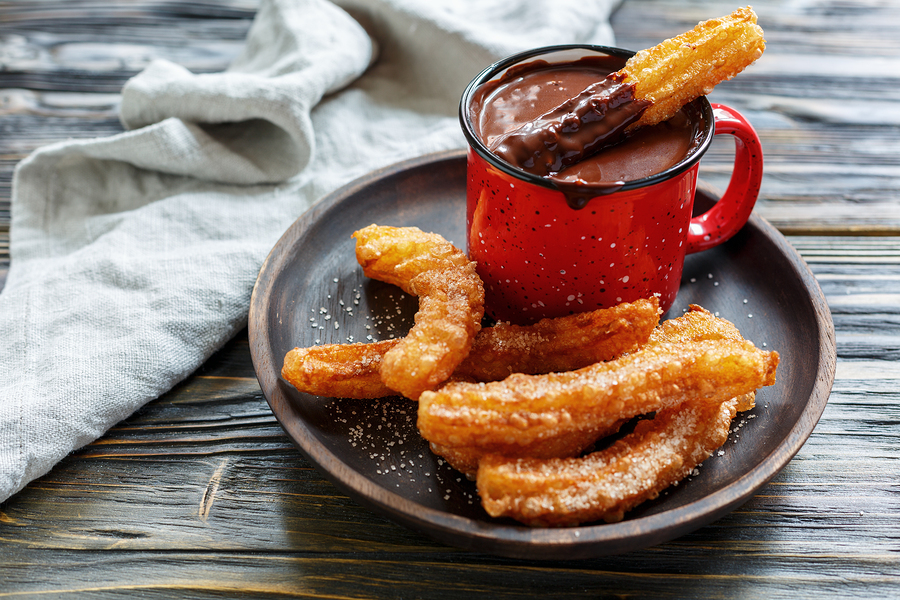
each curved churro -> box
[489,7,765,176]
[419,338,776,456]
[456,297,660,382]
[282,339,398,400]
[352,225,485,400]
[430,418,629,480]
[282,298,660,399]
[476,395,742,526]
[417,308,778,464]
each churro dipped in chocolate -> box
[489,6,766,177]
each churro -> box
[352,225,484,399]
[283,339,397,400]
[456,297,660,382]
[417,309,778,466]
[282,298,660,399]
[477,395,742,526]
[488,7,765,176]
[623,6,766,129]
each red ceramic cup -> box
[460,45,763,323]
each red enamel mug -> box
[460,45,763,324]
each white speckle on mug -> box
[610,243,616,248]
[622,275,630,283]
[567,295,576,301]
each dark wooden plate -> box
[248,150,836,560]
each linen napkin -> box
[0,0,620,502]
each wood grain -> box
[1,0,899,596]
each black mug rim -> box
[459,44,715,193]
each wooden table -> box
[2,0,898,596]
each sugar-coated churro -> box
[623,6,766,129]
[488,7,765,176]
[352,225,484,400]
[417,307,778,469]
[283,298,661,399]
[477,395,742,526]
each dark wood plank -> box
[1,0,900,596]
[1,547,898,599]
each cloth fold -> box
[0,0,619,502]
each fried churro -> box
[282,298,661,399]
[282,339,398,400]
[623,6,766,129]
[477,395,742,526]
[418,309,778,466]
[487,7,765,176]
[456,297,660,382]
[352,225,485,399]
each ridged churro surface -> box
[282,298,660,400]
[454,297,660,382]
[282,340,399,399]
[477,396,741,526]
[352,225,485,400]
[622,6,766,128]
[417,308,778,465]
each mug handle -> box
[686,103,763,254]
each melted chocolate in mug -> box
[469,57,705,208]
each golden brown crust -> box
[417,308,778,470]
[352,225,485,400]
[621,6,766,128]
[282,297,660,400]
[454,297,660,382]
[476,396,741,526]
[431,418,629,480]
[282,340,400,399]
[418,337,777,457]
[647,304,744,345]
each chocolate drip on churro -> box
[488,74,651,177]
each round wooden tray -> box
[248,150,836,560]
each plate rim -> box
[248,149,837,559]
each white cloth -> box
[0,0,619,502]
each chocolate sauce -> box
[470,56,704,208]
[487,73,650,177]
